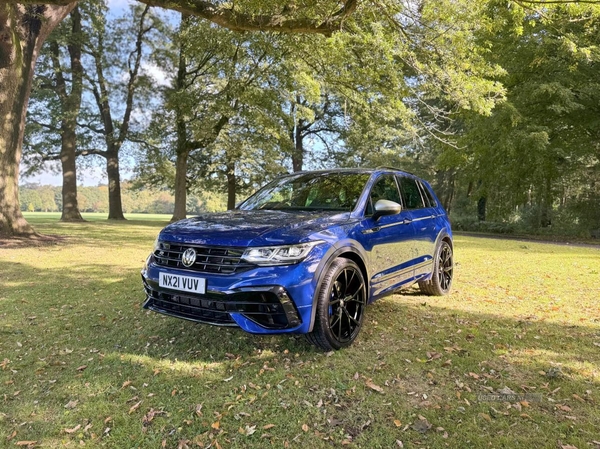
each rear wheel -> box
[419,240,453,296]
[306,258,367,351]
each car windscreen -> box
[238,172,371,212]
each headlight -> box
[152,237,160,252]
[241,241,323,266]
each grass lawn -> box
[1,213,599,448]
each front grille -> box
[144,286,236,325]
[154,242,255,274]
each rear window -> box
[398,176,425,209]
[418,181,437,208]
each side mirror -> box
[372,199,402,221]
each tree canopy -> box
[3,0,600,238]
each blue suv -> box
[141,168,453,350]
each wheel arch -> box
[307,245,369,333]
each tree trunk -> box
[60,125,83,221]
[477,196,487,222]
[226,160,236,210]
[171,149,190,222]
[107,152,125,220]
[291,123,304,172]
[58,6,84,222]
[170,37,189,223]
[0,3,75,237]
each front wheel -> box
[306,258,367,351]
[419,240,453,296]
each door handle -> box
[401,219,412,225]
[361,226,381,234]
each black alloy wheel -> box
[307,258,367,351]
[419,240,453,296]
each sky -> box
[21,163,116,187]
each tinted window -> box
[366,175,402,215]
[239,172,370,212]
[418,181,437,208]
[398,177,425,209]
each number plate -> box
[159,272,206,294]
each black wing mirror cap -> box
[373,199,402,221]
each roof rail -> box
[375,166,417,176]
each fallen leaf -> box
[263,424,276,430]
[121,380,132,389]
[393,419,402,427]
[302,424,309,432]
[560,444,578,449]
[128,401,142,414]
[239,425,256,436]
[64,424,81,434]
[558,405,572,412]
[142,408,158,427]
[7,430,17,441]
[411,418,432,433]
[64,400,78,410]
[76,365,87,371]
[211,421,220,430]
[16,442,38,447]
[396,441,404,448]
[365,379,385,394]
[497,386,516,395]
[479,413,492,422]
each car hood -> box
[159,209,351,247]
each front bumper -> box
[141,244,328,334]
[142,281,301,329]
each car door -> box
[359,174,419,299]
[396,175,438,279]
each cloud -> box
[107,0,135,11]
[141,61,173,88]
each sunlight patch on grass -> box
[116,352,225,378]
[506,348,600,381]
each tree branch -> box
[76,148,107,157]
[8,0,359,36]
[118,5,151,148]
[30,118,59,132]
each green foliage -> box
[434,2,600,234]
[17,183,227,214]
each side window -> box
[398,176,425,209]
[366,175,402,215]
[418,181,437,208]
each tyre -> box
[306,258,367,351]
[419,240,453,296]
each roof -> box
[281,166,418,178]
